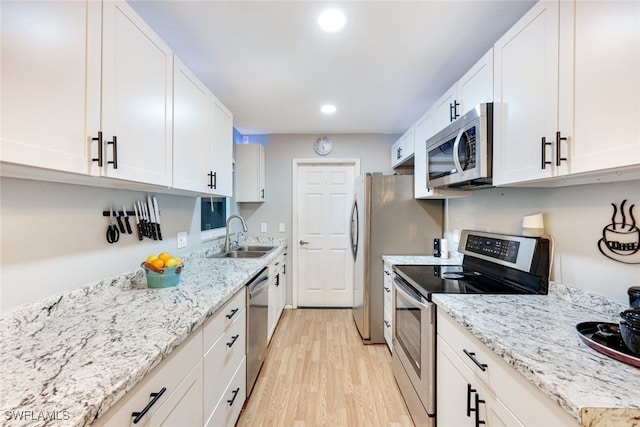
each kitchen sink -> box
[236,245,275,252]
[214,251,266,258]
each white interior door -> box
[294,161,357,307]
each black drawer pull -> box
[132,387,166,424]
[227,387,240,406]
[227,334,240,348]
[475,393,486,427]
[226,308,239,319]
[466,384,476,417]
[463,349,487,371]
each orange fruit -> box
[151,258,165,269]
[158,252,172,262]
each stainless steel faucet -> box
[224,215,248,252]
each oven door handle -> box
[394,279,429,310]
[452,128,465,176]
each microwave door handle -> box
[394,279,429,310]
[452,129,465,175]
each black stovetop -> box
[394,264,537,300]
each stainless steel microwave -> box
[425,103,493,189]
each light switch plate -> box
[279,223,285,232]
[177,232,188,248]
[261,223,267,233]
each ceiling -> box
[128,0,535,136]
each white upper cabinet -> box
[209,94,234,197]
[0,1,101,174]
[494,0,640,186]
[493,1,561,186]
[173,56,211,194]
[172,57,233,197]
[559,0,640,175]
[433,48,494,133]
[98,0,174,187]
[235,144,265,202]
[391,126,415,169]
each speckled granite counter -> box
[0,245,285,427]
[382,255,640,425]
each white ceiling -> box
[128,0,535,136]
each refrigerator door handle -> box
[350,197,359,260]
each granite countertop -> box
[0,244,286,427]
[382,255,640,425]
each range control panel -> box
[465,235,520,263]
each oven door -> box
[393,274,435,419]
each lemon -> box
[165,257,180,268]
[158,252,172,262]
[146,254,158,263]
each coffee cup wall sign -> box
[598,199,640,264]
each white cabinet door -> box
[560,1,640,175]
[391,127,415,168]
[433,84,459,131]
[0,0,100,174]
[209,94,234,197]
[235,144,265,202]
[99,0,173,186]
[172,56,211,193]
[150,361,203,427]
[493,1,562,186]
[458,48,494,115]
[413,107,434,198]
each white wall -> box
[237,133,398,303]
[0,177,228,311]
[445,180,640,303]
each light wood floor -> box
[237,309,414,427]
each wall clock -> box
[314,137,333,156]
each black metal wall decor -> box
[598,199,640,264]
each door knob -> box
[299,240,309,245]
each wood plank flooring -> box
[237,309,414,427]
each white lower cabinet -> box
[95,287,247,427]
[436,310,577,427]
[93,329,203,426]
[383,262,394,351]
[268,252,287,343]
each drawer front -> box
[437,310,577,426]
[203,310,246,419]
[203,288,246,352]
[94,329,203,427]
[205,356,247,427]
[383,308,393,350]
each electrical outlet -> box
[453,229,461,244]
[177,232,188,248]
[279,223,285,232]
[261,223,267,233]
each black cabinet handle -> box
[261,189,265,199]
[92,131,103,167]
[226,308,239,320]
[475,393,486,426]
[463,349,487,371]
[384,320,391,328]
[466,384,476,417]
[226,334,240,348]
[555,131,567,166]
[384,286,391,293]
[227,387,240,406]
[541,136,552,169]
[397,146,403,159]
[384,270,391,276]
[131,387,166,424]
[108,136,118,169]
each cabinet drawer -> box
[437,310,577,426]
[203,288,246,351]
[205,356,247,427]
[203,310,246,420]
[94,329,202,426]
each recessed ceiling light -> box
[318,9,346,33]
[321,104,337,114]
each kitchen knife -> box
[133,204,143,241]
[138,201,148,238]
[122,204,133,234]
[147,196,157,240]
[115,209,126,234]
[142,200,152,238]
[152,196,163,241]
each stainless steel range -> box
[392,230,550,427]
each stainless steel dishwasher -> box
[246,267,269,397]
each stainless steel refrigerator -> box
[350,173,443,344]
